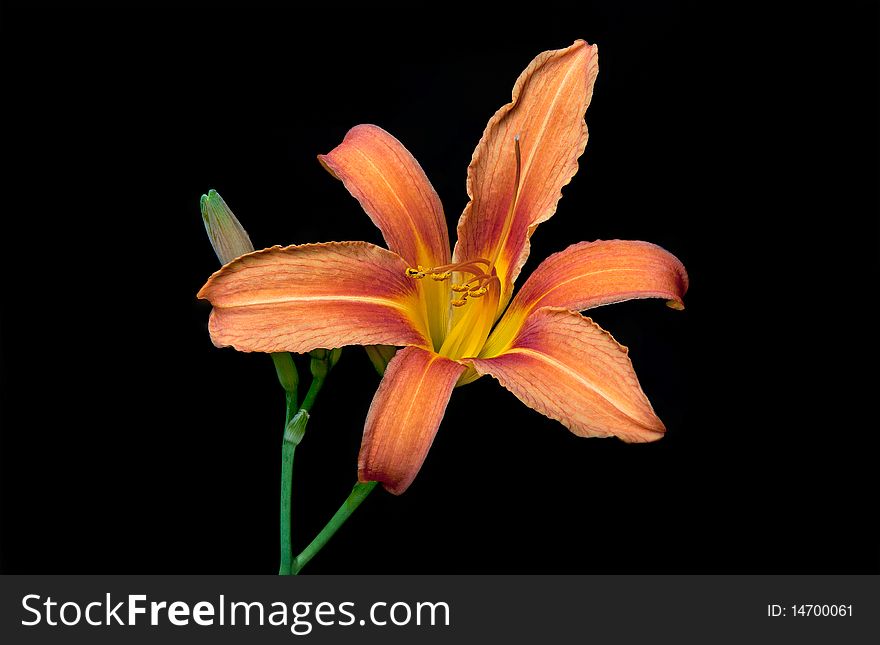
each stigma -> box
[405,258,494,307]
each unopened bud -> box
[283,409,309,446]
[309,349,330,380]
[271,352,299,395]
[200,189,254,265]
[364,345,397,376]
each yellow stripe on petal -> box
[319,125,453,349]
[197,242,430,353]
[453,40,600,318]
[471,307,665,443]
[481,240,688,358]
[359,346,465,494]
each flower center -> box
[404,134,521,362]
[405,258,495,307]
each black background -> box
[1,3,877,574]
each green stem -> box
[273,351,300,575]
[299,375,325,413]
[292,481,378,575]
[278,438,297,574]
[279,410,308,575]
[276,349,341,575]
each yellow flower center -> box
[404,135,523,363]
[405,259,500,361]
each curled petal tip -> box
[317,154,339,179]
[472,308,667,443]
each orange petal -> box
[359,346,465,494]
[320,125,452,347]
[470,307,665,443]
[453,40,599,316]
[319,124,450,269]
[197,242,430,353]
[483,240,688,356]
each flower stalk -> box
[200,190,359,574]
[291,481,378,575]
[277,348,344,575]
[279,409,308,575]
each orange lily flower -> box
[198,40,688,494]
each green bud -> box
[200,189,254,265]
[364,345,397,376]
[283,409,309,446]
[329,347,343,369]
[271,352,299,395]
[309,349,330,380]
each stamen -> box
[404,264,433,279]
[405,258,496,307]
[451,293,469,307]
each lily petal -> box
[320,125,452,347]
[197,242,430,353]
[454,40,599,315]
[319,124,450,269]
[470,307,665,443]
[482,240,688,356]
[359,346,465,494]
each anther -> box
[468,286,488,298]
[430,271,451,281]
[451,283,470,292]
[451,295,469,307]
[405,267,426,278]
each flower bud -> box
[283,409,309,447]
[271,352,299,396]
[309,349,330,380]
[200,189,254,265]
[364,345,397,376]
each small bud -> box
[364,345,397,376]
[309,349,330,380]
[271,352,299,395]
[200,189,254,265]
[283,409,309,446]
[329,347,343,369]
